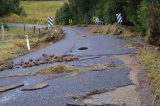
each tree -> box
[145,0,160,45]
[0,0,25,16]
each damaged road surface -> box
[0,26,151,106]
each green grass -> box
[0,26,65,63]
[138,50,160,98]
[0,1,63,24]
[0,26,40,62]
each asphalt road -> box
[0,25,136,106]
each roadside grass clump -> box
[35,64,76,74]
[39,26,64,42]
[82,63,117,71]
[138,50,160,98]
[84,23,139,39]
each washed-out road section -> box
[0,24,145,106]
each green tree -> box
[0,0,25,16]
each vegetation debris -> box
[0,54,78,71]
[82,63,117,71]
[39,26,64,43]
[35,64,77,74]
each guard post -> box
[1,24,4,40]
[48,16,53,30]
[116,13,123,24]
[26,34,31,51]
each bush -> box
[145,1,160,45]
[55,2,71,25]
[0,0,26,17]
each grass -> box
[0,1,63,24]
[0,26,64,63]
[0,26,40,62]
[35,64,75,74]
[83,24,140,39]
[138,50,160,98]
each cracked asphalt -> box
[0,25,141,106]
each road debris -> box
[39,26,64,42]
[66,103,120,106]
[0,62,14,71]
[35,64,78,74]
[86,88,115,96]
[0,54,78,71]
[0,83,24,93]
[21,83,49,91]
[81,63,117,71]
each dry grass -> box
[82,63,117,71]
[35,64,76,74]
[84,23,140,39]
[138,50,160,99]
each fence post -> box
[33,26,36,33]
[39,28,41,35]
[24,24,26,31]
[1,25,4,40]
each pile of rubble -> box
[0,54,78,71]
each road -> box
[0,24,152,106]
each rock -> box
[42,53,48,57]
[29,58,33,62]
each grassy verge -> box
[0,1,63,24]
[138,50,160,98]
[0,26,64,63]
[82,24,140,39]
[0,26,39,62]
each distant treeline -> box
[0,0,26,16]
[55,0,160,45]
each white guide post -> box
[26,34,30,51]
[1,25,4,40]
